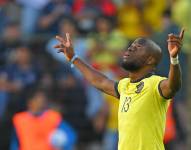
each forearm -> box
[160,63,182,99]
[73,58,116,96]
[73,58,109,87]
[168,64,182,92]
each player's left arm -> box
[159,28,185,99]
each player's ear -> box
[146,56,155,65]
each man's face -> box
[16,47,31,65]
[28,92,47,113]
[121,38,149,72]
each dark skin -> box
[28,92,47,114]
[54,28,184,99]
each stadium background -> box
[0,0,190,150]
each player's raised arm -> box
[54,33,118,98]
[159,28,185,99]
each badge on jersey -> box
[135,81,144,93]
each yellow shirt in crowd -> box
[104,94,119,130]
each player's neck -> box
[128,67,154,83]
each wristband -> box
[70,55,78,68]
[170,55,179,65]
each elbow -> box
[167,83,181,99]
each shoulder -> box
[118,78,130,85]
[116,78,130,95]
[46,110,62,118]
[148,75,167,83]
[45,110,62,122]
[149,75,170,100]
[13,112,28,118]
[145,75,167,92]
[118,78,130,88]
[13,112,28,123]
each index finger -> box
[66,33,71,42]
[179,28,185,40]
[56,35,65,43]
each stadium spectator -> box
[38,0,72,35]
[0,1,7,33]
[0,21,21,65]
[5,46,39,91]
[72,0,104,34]
[102,93,119,150]
[117,0,146,39]
[172,0,191,54]
[164,102,177,150]
[72,0,116,18]
[16,0,49,37]
[1,21,21,43]
[0,70,10,118]
[87,15,127,72]
[46,18,88,64]
[142,0,167,32]
[0,46,38,119]
[0,0,8,5]
[10,88,77,150]
[0,0,20,30]
[53,70,88,142]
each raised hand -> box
[167,28,185,58]
[54,33,75,61]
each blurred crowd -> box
[0,0,190,150]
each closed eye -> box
[136,44,142,48]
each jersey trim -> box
[158,79,171,100]
[114,82,120,99]
[130,72,154,83]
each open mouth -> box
[123,54,130,59]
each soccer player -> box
[54,28,184,150]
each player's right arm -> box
[54,33,118,98]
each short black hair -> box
[163,8,171,18]
[25,86,47,104]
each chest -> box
[118,82,153,116]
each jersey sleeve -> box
[114,82,120,98]
[114,78,129,99]
[153,76,171,100]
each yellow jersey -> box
[115,75,170,150]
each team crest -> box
[135,81,144,93]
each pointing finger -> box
[179,28,185,40]
[66,33,70,42]
[54,44,62,48]
[56,35,65,43]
